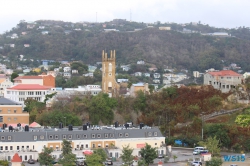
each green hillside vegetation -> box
[1,20,250,72]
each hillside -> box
[1,20,250,72]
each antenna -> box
[96,12,97,23]
[130,9,132,22]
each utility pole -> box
[96,12,97,23]
[130,9,132,22]
[201,114,204,140]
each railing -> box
[203,107,243,121]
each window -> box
[0,116,2,122]
[17,146,19,150]
[110,133,114,138]
[154,132,158,136]
[10,146,13,150]
[155,143,157,145]
[76,134,80,139]
[92,134,95,138]
[49,135,53,139]
[8,109,10,113]
[92,144,95,148]
[7,136,11,140]
[148,132,152,136]
[68,135,72,139]
[62,135,66,139]
[83,134,87,139]
[8,117,11,121]
[1,136,5,140]
[55,135,58,139]
[14,110,16,113]
[106,144,109,148]
[5,146,8,150]
[86,144,88,148]
[105,133,108,138]
[33,136,37,140]
[109,63,112,71]
[98,144,101,148]
[14,118,17,121]
[119,133,123,137]
[26,146,29,149]
[0,146,3,150]
[97,134,101,138]
[0,110,2,113]
[125,133,129,137]
[40,135,44,140]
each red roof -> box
[11,153,22,162]
[14,76,42,80]
[8,84,50,90]
[208,70,241,76]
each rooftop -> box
[208,70,241,76]
[0,98,21,105]
[7,84,51,90]
[14,76,42,80]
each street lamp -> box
[64,117,66,128]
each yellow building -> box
[102,50,120,97]
[130,83,149,97]
[0,98,29,126]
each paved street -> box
[22,148,250,166]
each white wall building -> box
[5,84,52,107]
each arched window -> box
[109,63,112,72]
[108,82,112,87]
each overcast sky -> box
[0,0,249,33]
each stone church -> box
[102,50,120,97]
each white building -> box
[63,67,71,73]
[0,77,13,97]
[64,85,102,96]
[5,84,52,107]
[204,70,243,93]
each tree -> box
[87,93,117,124]
[140,143,157,166]
[38,147,54,166]
[85,153,103,166]
[58,139,76,166]
[198,136,220,156]
[173,155,177,162]
[10,72,19,82]
[206,157,223,166]
[94,148,107,163]
[120,144,134,166]
[235,114,250,129]
[0,160,8,166]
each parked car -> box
[104,159,113,165]
[27,159,36,164]
[158,154,164,159]
[200,150,209,154]
[193,150,200,155]
[192,161,202,166]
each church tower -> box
[102,50,120,97]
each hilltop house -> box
[144,73,150,77]
[204,70,243,93]
[134,72,142,77]
[154,73,161,78]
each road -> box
[22,148,250,166]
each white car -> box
[193,150,200,155]
[192,161,202,166]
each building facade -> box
[102,50,120,97]
[5,84,52,107]
[204,70,243,93]
[13,75,55,88]
[0,125,165,162]
[0,98,28,126]
[130,83,149,97]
